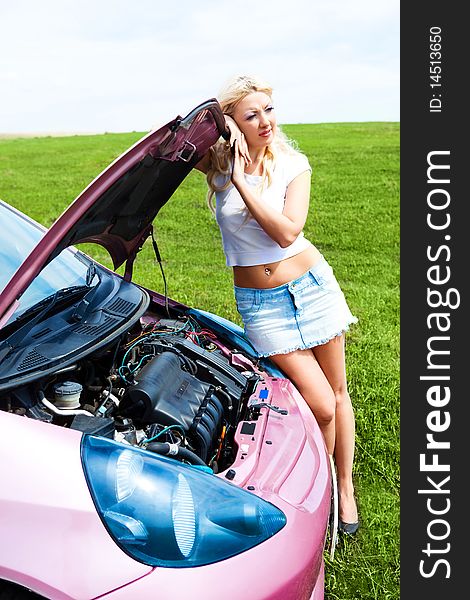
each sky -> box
[0,0,399,134]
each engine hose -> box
[215,387,233,414]
[145,441,206,466]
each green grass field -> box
[0,122,399,599]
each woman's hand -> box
[224,115,251,166]
[230,139,249,189]
[194,115,250,175]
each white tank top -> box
[215,151,312,267]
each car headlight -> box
[81,435,286,567]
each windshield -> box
[0,202,94,323]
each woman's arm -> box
[231,141,311,248]
[194,115,251,174]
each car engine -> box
[0,313,261,472]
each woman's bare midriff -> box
[233,245,322,289]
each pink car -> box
[0,100,332,600]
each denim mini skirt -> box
[234,257,358,357]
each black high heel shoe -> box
[338,519,359,536]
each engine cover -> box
[119,351,223,461]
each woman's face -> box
[232,91,276,150]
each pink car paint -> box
[0,411,152,599]
[0,367,330,599]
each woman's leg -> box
[270,337,357,524]
[312,334,357,524]
[268,349,337,454]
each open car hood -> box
[0,99,228,325]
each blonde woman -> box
[196,75,359,534]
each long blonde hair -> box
[206,74,299,213]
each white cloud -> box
[0,0,399,133]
